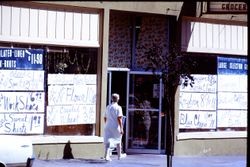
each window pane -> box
[45,48,98,135]
[179,56,248,133]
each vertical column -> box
[97,7,110,136]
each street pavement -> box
[31,154,247,167]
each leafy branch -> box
[140,43,196,166]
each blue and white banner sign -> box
[0,48,44,70]
[217,57,247,75]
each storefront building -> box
[175,2,247,155]
[0,1,103,159]
[0,1,247,159]
[0,1,183,159]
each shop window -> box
[0,45,45,134]
[45,48,98,135]
[0,44,98,135]
[179,55,247,133]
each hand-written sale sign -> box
[217,110,247,127]
[179,92,217,111]
[0,92,45,113]
[47,105,96,126]
[0,113,44,134]
[47,74,97,126]
[179,111,216,129]
[0,70,44,91]
[48,85,96,105]
[48,74,96,85]
[180,75,217,92]
[179,75,217,129]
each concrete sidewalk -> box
[31,154,247,167]
[173,156,246,167]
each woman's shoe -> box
[105,156,112,161]
[118,153,127,160]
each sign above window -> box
[208,2,247,13]
[0,48,44,70]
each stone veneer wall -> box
[136,15,169,69]
[109,13,132,68]
[109,13,169,69]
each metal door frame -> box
[107,67,130,104]
[125,71,163,154]
[107,67,130,153]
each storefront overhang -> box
[0,4,100,47]
[181,16,247,56]
[32,1,183,18]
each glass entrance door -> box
[126,71,163,154]
[107,68,129,153]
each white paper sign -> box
[179,71,248,130]
[47,104,96,126]
[180,74,217,92]
[47,74,97,126]
[0,113,44,134]
[218,75,247,92]
[0,92,45,113]
[218,92,247,110]
[48,85,96,105]
[48,74,96,85]
[179,111,216,129]
[179,92,216,110]
[217,110,247,127]
[0,70,44,91]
